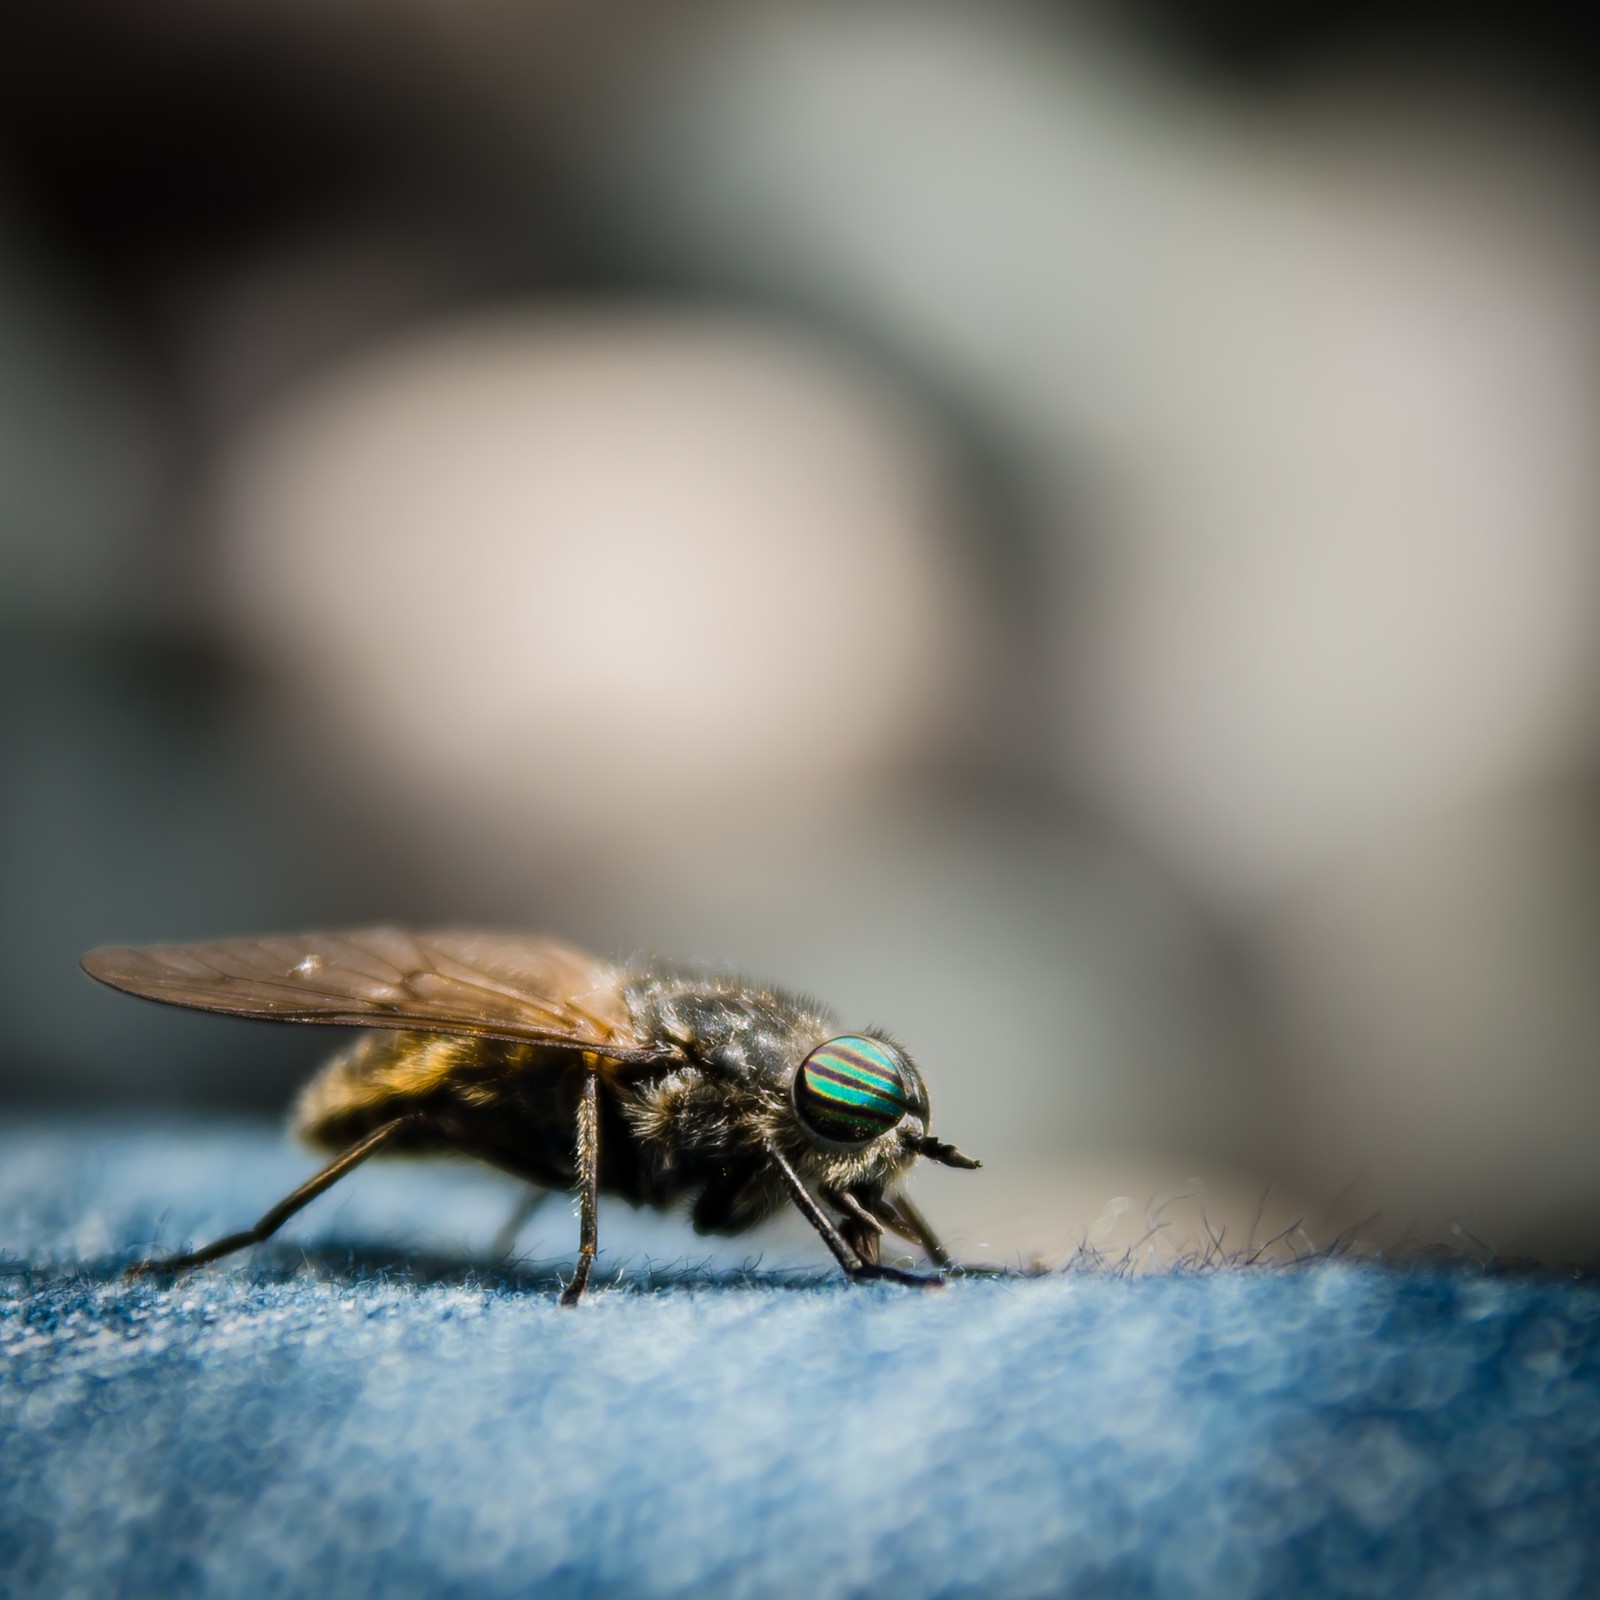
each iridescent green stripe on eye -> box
[795,1035,910,1144]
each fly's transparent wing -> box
[82,928,672,1063]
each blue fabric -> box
[3,1121,1599,1599]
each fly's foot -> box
[849,1262,944,1290]
[124,1255,188,1281]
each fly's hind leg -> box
[126,1113,430,1278]
[560,1066,600,1307]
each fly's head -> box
[787,1033,979,1192]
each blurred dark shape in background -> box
[4,1,1600,1265]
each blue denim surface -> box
[3,1122,1599,1599]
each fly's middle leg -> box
[560,1067,601,1307]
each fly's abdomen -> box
[291,1031,614,1192]
[294,1036,470,1152]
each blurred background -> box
[4,0,1599,1268]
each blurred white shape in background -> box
[206,294,1260,1260]
[213,310,983,856]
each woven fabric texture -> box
[3,1122,1598,1599]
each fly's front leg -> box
[560,1066,600,1306]
[875,1190,954,1271]
[823,1186,885,1268]
[765,1141,939,1290]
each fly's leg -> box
[842,1211,881,1267]
[560,1067,600,1307]
[766,1142,939,1290]
[877,1190,954,1270]
[491,1185,553,1260]
[823,1186,884,1268]
[126,1113,430,1278]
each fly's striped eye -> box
[794,1035,910,1147]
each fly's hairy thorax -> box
[620,973,923,1230]
[289,971,925,1236]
